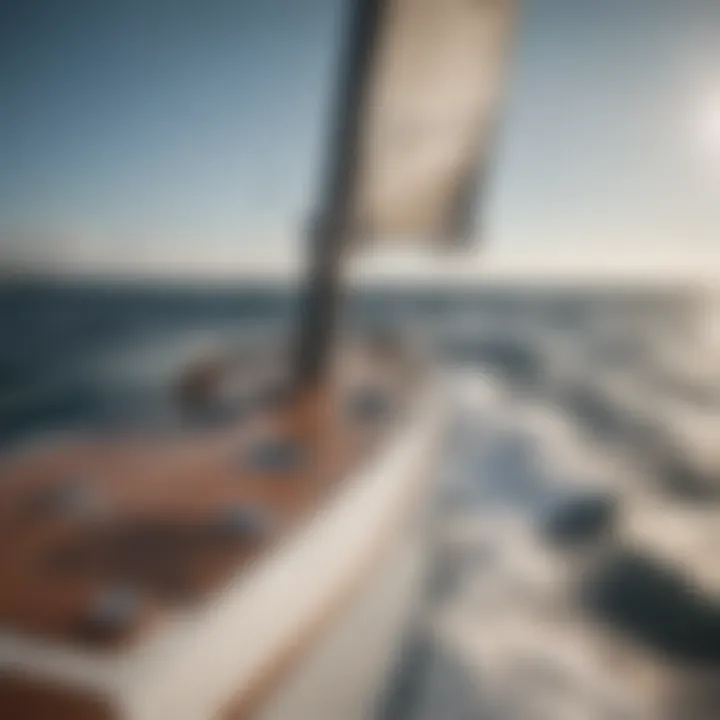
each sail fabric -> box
[350,0,519,246]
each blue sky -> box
[1,0,719,276]
[493,0,720,262]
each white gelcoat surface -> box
[0,381,443,720]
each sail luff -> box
[350,0,520,245]
[294,0,520,385]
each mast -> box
[293,0,385,387]
[293,0,519,387]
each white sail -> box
[350,0,519,245]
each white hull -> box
[254,478,428,720]
[0,380,443,720]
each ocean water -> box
[390,365,720,720]
[0,281,295,445]
[0,278,709,448]
[2,278,720,718]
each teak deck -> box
[0,347,410,650]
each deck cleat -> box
[244,438,306,475]
[77,586,142,642]
[207,505,275,543]
[348,386,393,423]
[27,480,106,521]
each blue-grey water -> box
[0,279,707,447]
[2,279,719,719]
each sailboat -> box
[0,0,519,718]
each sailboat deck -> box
[0,347,413,650]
